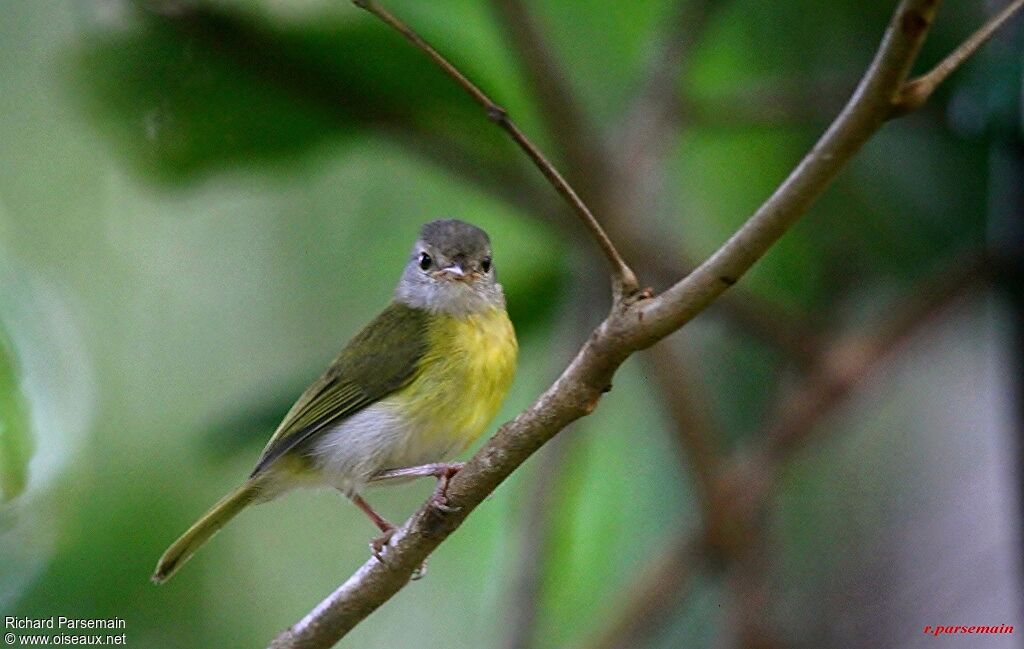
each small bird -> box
[153,219,517,584]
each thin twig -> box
[267,1,1013,646]
[143,1,818,360]
[895,0,1024,115]
[352,0,640,298]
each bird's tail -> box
[152,481,261,584]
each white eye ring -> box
[418,252,432,271]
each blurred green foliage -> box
[1,0,1019,648]
[73,7,509,181]
[0,327,32,502]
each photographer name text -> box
[5,619,125,632]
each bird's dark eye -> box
[418,252,432,271]
[481,256,492,272]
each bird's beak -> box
[435,264,469,281]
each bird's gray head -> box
[395,219,505,315]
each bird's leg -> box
[349,493,395,561]
[369,462,464,513]
[359,463,463,579]
[368,462,465,484]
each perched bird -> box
[153,219,517,583]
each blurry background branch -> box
[500,433,576,649]
[352,0,641,297]
[762,250,992,461]
[488,0,612,193]
[139,0,819,363]
[588,246,993,649]
[500,273,597,649]
[645,343,724,516]
[616,0,722,174]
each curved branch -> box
[352,0,639,298]
[141,0,819,360]
[266,1,1015,646]
[637,0,940,339]
[586,247,990,649]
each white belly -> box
[307,398,462,495]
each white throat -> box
[394,279,503,316]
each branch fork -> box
[351,0,640,300]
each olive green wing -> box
[250,302,429,477]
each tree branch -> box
[637,0,940,338]
[266,1,1014,646]
[352,0,639,298]
[894,0,1024,115]
[586,247,990,649]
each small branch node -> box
[899,7,932,38]
[486,104,509,123]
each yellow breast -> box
[392,306,517,461]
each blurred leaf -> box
[504,256,566,339]
[71,3,506,182]
[202,385,296,459]
[0,327,33,502]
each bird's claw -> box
[370,529,430,580]
[411,559,429,581]
[427,463,463,513]
[428,494,461,514]
[369,528,396,562]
